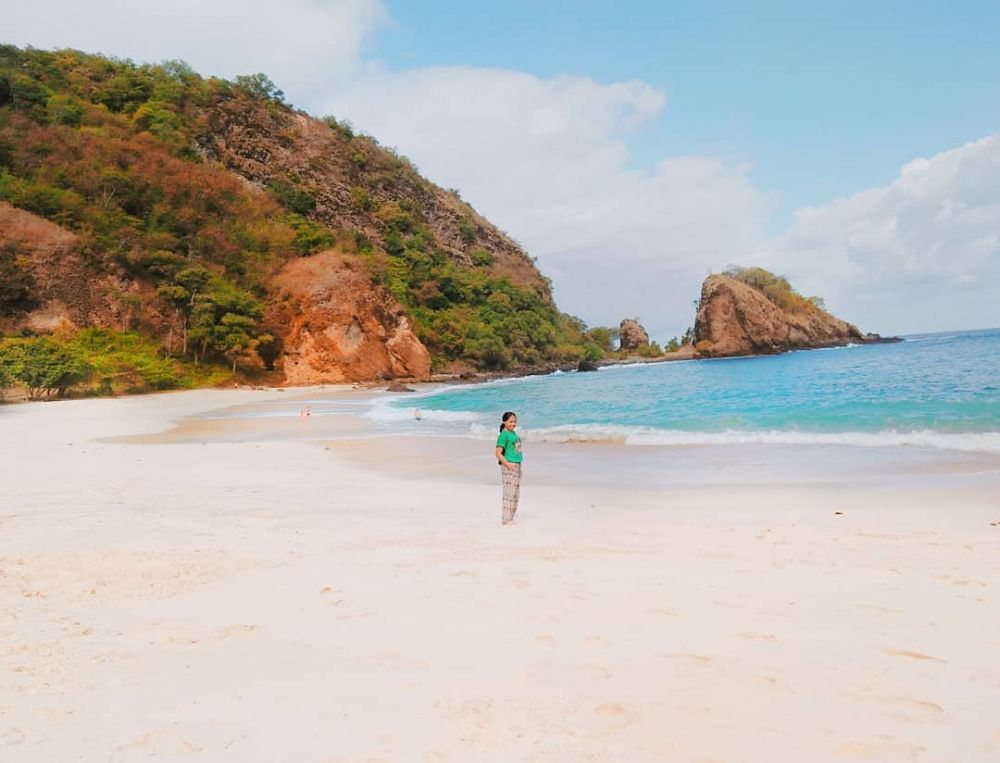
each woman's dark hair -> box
[499,411,517,433]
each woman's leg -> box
[501,464,521,524]
[511,464,521,519]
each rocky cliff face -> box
[0,203,159,335]
[694,274,892,357]
[618,319,650,352]
[201,100,545,294]
[264,250,431,384]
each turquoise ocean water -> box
[369,329,1000,454]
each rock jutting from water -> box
[693,272,900,357]
[618,319,650,352]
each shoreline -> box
[80,385,1000,489]
[99,380,1000,459]
[5,323,997,410]
[0,327,911,405]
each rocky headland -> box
[693,270,899,357]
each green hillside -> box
[0,45,616,396]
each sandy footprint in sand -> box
[593,702,645,728]
[664,652,713,666]
[736,631,777,642]
[211,623,258,640]
[834,738,927,758]
[436,698,496,743]
[591,663,612,679]
[882,648,947,662]
[886,697,944,714]
[647,607,678,617]
[109,728,204,762]
[857,604,903,615]
[935,574,986,587]
[1,726,26,747]
[754,674,795,694]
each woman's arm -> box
[496,445,511,469]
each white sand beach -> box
[1,388,998,762]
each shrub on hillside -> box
[0,329,237,398]
[583,326,618,353]
[723,266,825,314]
[695,339,714,353]
[46,94,85,126]
[470,248,494,267]
[68,328,178,391]
[0,337,89,399]
[0,244,37,314]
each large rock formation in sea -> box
[618,319,650,352]
[694,272,896,357]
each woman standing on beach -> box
[495,411,523,525]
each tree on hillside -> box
[234,73,285,104]
[186,282,268,368]
[215,313,272,373]
[109,287,142,333]
[156,266,211,355]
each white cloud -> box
[761,136,1000,333]
[326,66,773,338]
[2,0,387,106]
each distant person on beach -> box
[414,407,422,421]
[495,411,523,525]
[300,404,311,420]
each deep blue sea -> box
[370,329,1000,453]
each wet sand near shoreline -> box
[322,433,1000,491]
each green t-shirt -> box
[496,429,523,463]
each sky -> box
[4,0,999,337]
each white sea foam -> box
[596,361,662,371]
[377,405,1000,455]
[365,401,483,424]
[808,343,860,352]
[905,335,958,342]
[467,423,1000,454]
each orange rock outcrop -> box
[265,250,431,384]
[693,274,893,357]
